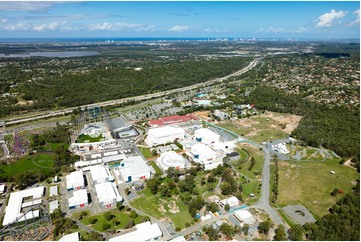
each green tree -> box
[273,224,287,241]
[288,224,304,241]
[242,224,249,235]
[258,220,271,235]
[224,204,230,211]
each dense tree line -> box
[0,57,251,117]
[244,86,360,170]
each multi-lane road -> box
[1,58,261,127]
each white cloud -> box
[89,22,113,31]
[316,9,347,27]
[0,18,8,23]
[295,26,310,33]
[33,22,59,32]
[346,9,360,26]
[168,25,190,32]
[256,27,284,33]
[0,2,61,12]
[3,22,30,31]
[204,28,211,32]
[88,22,155,32]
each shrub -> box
[102,223,111,231]
[89,218,98,224]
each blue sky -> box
[0,1,359,39]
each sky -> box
[0,1,359,39]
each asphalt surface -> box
[2,58,261,126]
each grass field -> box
[0,152,55,178]
[235,148,249,162]
[149,161,163,175]
[232,144,264,179]
[277,159,359,219]
[76,134,103,143]
[43,142,68,151]
[131,187,193,230]
[219,118,289,143]
[242,179,261,205]
[80,209,145,232]
[139,147,153,159]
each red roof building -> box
[148,114,198,127]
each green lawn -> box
[242,180,261,205]
[149,161,163,175]
[232,145,264,179]
[247,129,288,143]
[235,148,249,162]
[131,187,193,230]
[139,147,153,159]
[277,158,359,219]
[76,134,103,143]
[80,209,145,232]
[0,152,55,178]
[43,142,69,151]
[277,209,296,227]
[218,123,252,137]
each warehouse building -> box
[234,210,256,225]
[157,151,191,171]
[145,125,185,146]
[220,196,239,208]
[66,170,84,191]
[59,232,79,242]
[83,165,114,185]
[68,189,88,209]
[2,186,44,226]
[194,128,220,145]
[191,143,217,163]
[190,143,222,170]
[108,221,162,241]
[118,156,152,183]
[94,182,122,208]
[49,200,59,214]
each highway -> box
[1,58,261,127]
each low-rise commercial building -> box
[66,170,84,191]
[68,189,88,209]
[83,165,114,185]
[108,221,162,241]
[194,128,220,145]
[220,196,239,208]
[118,156,151,183]
[145,125,185,146]
[94,182,122,208]
[234,210,256,225]
[58,232,79,242]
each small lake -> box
[0,51,99,58]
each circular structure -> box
[0,205,52,241]
[132,181,145,191]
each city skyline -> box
[0,1,360,39]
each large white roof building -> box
[194,128,220,145]
[145,125,185,146]
[157,151,190,171]
[58,232,79,242]
[68,189,88,209]
[108,221,162,241]
[220,196,239,208]
[234,210,256,225]
[118,156,151,183]
[82,165,113,185]
[2,186,44,226]
[66,170,84,191]
[94,182,122,208]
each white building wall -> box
[145,125,185,146]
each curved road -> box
[205,122,285,226]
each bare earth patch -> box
[168,200,180,214]
[263,112,302,134]
[158,204,166,213]
[193,111,211,120]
